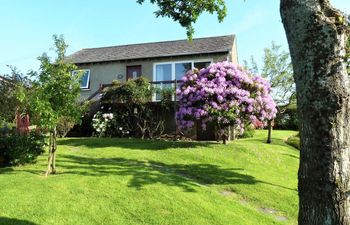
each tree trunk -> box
[281,1,350,224]
[51,127,57,174]
[232,127,236,141]
[222,134,227,145]
[44,132,53,177]
[45,127,57,176]
[267,120,272,144]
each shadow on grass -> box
[0,167,14,174]
[56,155,296,192]
[57,138,214,151]
[0,217,38,225]
[282,153,299,160]
[238,136,300,152]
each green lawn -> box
[0,130,299,225]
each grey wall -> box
[77,52,234,100]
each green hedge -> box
[0,132,45,167]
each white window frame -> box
[72,69,90,90]
[152,59,213,101]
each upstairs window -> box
[72,69,90,89]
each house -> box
[66,35,238,101]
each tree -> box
[0,67,31,123]
[244,42,295,143]
[261,42,295,106]
[28,35,82,176]
[0,75,17,123]
[136,0,227,40]
[138,0,349,223]
[176,61,277,144]
[281,2,349,224]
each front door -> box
[126,65,142,81]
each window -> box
[72,69,90,89]
[154,64,172,101]
[194,61,211,70]
[155,64,172,81]
[175,62,192,80]
[153,60,212,101]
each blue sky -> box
[0,0,349,74]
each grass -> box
[0,130,299,225]
[285,133,300,150]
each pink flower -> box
[176,61,277,132]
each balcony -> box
[86,79,183,101]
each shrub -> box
[239,124,256,138]
[57,117,76,137]
[285,133,300,150]
[97,77,172,139]
[176,61,277,143]
[92,112,120,137]
[0,132,45,167]
[274,104,298,130]
[0,119,15,136]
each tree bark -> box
[51,127,57,174]
[45,127,57,176]
[222,133,227,145]
[281,0,350,224]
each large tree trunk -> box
[280,1,350,224]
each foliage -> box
[261,42,295,106]
[176,61,277,143]
[239,124,256,138]
[98,77,172,139]
[0,67,31,123]
[92,112,119,137]
[136,0,226,39]
[286,133,300,150]
[274,104,298,130]
[26,35,83,176]
[0,130,298,225]
[57,117,76,138]
[244,42,295,107]
[0,132,45,167]
[102,77,153,104]
[28,35,82,130]
[0,78,16,123]
[0,119,15,137]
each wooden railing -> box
[86,79,183,101]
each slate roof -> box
[67,35,235,64]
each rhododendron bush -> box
[176,61,277,142]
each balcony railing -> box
[86,79,183,101]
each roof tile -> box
[67,35,235,64]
